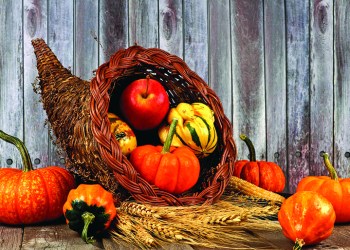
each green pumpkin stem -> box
[0,130,33,172]
[322,152,339,180]
[293,238,305,250]
[81,212,96,244]
[240,134,256,162]
[161,118,178,154]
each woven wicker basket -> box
[32,38,237,206]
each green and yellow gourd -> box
[158,102,217,158]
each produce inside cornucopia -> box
[0,38,348,249]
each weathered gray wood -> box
[23,0,49,169]
[183,0,208,82]
[129,0,158,48]
[0,226,22,250]
[159,0,183,58]
[209,0,232,121]
[47,0,74,166]
[99,0,128,64]
[0,0,23,168]
[231,0,265,160]
[264,0,288,190]
[286,0,311,192]
[21,223,103,249]
[254,224,350,250]
[310,0,334,176]
[75,0,99,80]
[334,0,350,178]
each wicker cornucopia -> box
[31,38,237,206]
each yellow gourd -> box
[158,102,217,158]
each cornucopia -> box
[30,38,286,248]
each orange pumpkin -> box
[130,118,200,194]
[278,191,336,249]
[234,134,286,192]
[297,152,350,223]
[0,130,76,225]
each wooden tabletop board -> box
[1,220,349,250]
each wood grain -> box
[264,0,288,187]
[183,0,208,82]
[47,0,74,166]
[159,0,183,58]
[334,0,350,178]
[74,0,99,80]
[99,0,128,63]
[0,0,24,168]
[129,0,158,48]
[23,0,49,169]
[209,0,232,122]
[310,0,334,176]
[231,0,265,161]
[286,0,311,192]
[0,226,22,250]
[22,223,103,249]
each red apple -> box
[120,77,169,130]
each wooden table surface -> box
[1,218,349,250]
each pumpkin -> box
[108,112,137,156]
[63,184,117,243]
[296,152,350,223]
[158,102,217,158]
[234,134,286,193]
[131,118,200,194]
[0,130,76,225]
[278,191,336,249]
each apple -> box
[120,77,170,130]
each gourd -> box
[0,130,76,225]
[63,184,117,243]
[296,152,350,223]
[131,118,200,194]
[158,102,217,158]
[108,112,137,156]
[234,134,286,193]
[278,191,336,249]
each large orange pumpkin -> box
[297,152,350,223]
[0,130,76,225]
[234,134,286,193]
[278,191,336,249]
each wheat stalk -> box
[109,194,282,249]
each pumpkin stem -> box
[81,212,96,244]
[0,130,33,172]
[161,118,178,154]
[239,134,256,162]
[293,238,305,250]
[322,152,339,180]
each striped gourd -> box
[158,102,217,158]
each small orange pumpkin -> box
[0,130,76,225]
[130,118,200,194]
[234,134,286,193]
[278,191,336,249]
[297,152,350,223]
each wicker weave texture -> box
[32,38,237,206]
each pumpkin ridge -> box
[13,173,23,224]
[36,170,52,221]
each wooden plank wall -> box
[0,0,349,193]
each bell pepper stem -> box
[0,130,33,172]
[161,118,178,154]
[293,238,305,250]
[81,212,96,244]
[239,134,256,162]
[322,152,339,180]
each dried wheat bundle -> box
[109,194,281,249]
